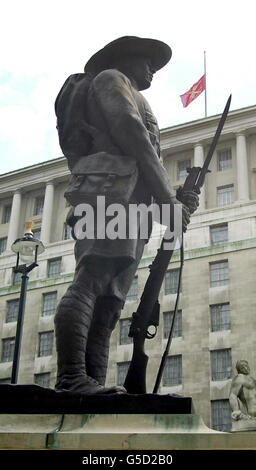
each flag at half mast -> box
[180,75,205,108]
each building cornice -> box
[0,104,255,189]
[139,236,256,270]
[160,105,256,154]
[0,157,69,197]
[0,156,66,179]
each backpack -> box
[55,73,93,170]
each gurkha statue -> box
[54,36,197,395]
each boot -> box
[85,296,122,385]
[54,286,125,394]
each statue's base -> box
[0,385,256,450]
[0,412,221,450]
[231,417,256,432]
[0,412,256,450]
[0,384,191,414]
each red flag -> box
[180,75,205,108]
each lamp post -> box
[11,221,45,384]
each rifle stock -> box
[123,239,176,394]
[124,336,148,394]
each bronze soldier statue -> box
[54,36,198,394]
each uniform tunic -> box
[72,69,174,302]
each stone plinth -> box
[0,385,256,450]
[0,412,256,450]
[231,417,256,432]
[0,384,192,414]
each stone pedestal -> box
[0,412,220,450]
[0,385,256,450]
[231,416,256,432]
[0,384,192,414]
[1,411,256,450]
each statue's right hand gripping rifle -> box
[124,95,232,395]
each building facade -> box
[0,104,256,431]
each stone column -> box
[40,181,55,245]
[6,189,22,250]
[236,132,249,201]
[194,143,206,210]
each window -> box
[177,159,191,180]
[211,348,232,381]
[38,331,54,357]
[13,269,22,285]
[119,318,132,345]
[218,148,232,171]
[210,261,229,287]
[33,228,41,240]
[34,372,51,388]
[34,196,44,215]
[42,292,57,317]
[1,338,15,362]
[163,355,182,386]
[210,225,228,246]
[6,299,19,323]
[210,304,231,332]
[2,205,11,224]
[126,277,138,302]
[163,310,182,338]
[165,269,181,295]
[217,185,234,206]
[117,362,130,386]
[0,237,7,254]
[63,223,72,240]
[48,258,61,278]
[211,400,232,431]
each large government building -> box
[0,104,256,432]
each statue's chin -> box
[137,78,152,91]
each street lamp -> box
[11,221,45,384]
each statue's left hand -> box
[176,186,199,214]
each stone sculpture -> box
[229,360,256,431]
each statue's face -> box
[126,56,156,90]
[237,360,250,375]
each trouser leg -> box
[54,282,95,391]
[86,296,122,385]
[54,277,125,394]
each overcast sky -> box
[0,0,255,174]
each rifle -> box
[124,95,232,394]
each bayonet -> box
[183,94,232,193]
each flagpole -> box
[204,50,207,117]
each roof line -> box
[1,102,256,177]
[0,156,65,178]
[160,103,256,132]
